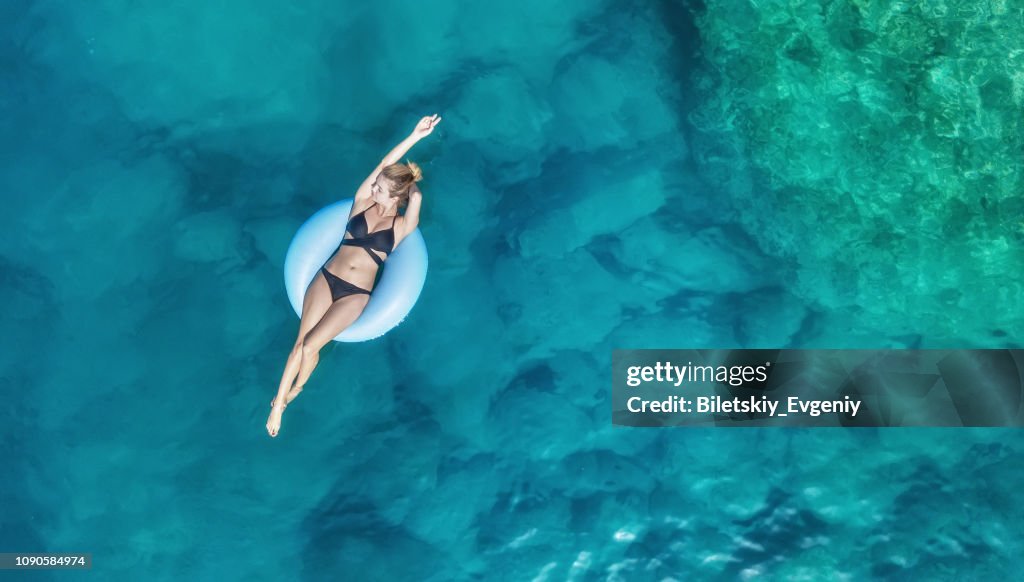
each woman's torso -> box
[322,200,406,290]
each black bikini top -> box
[338,202,397,267]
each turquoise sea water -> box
[4,0,1023,579]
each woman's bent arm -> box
[403,187,422,232]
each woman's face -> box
[371,175,393,204]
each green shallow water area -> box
[2,0,1024,580]
[688,0,1024,345]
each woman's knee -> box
[300,339,321,359]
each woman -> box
[267,114,441,437]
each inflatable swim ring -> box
[283,198,428,342]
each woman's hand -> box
[412,114,441,139]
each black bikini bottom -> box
[320,267,371,302]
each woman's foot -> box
[266,398,287,438]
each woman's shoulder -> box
[345,198,373,223]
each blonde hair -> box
[381,160,423,207]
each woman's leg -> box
[275,272,333,405]
[292,293,371,392]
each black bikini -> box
[319,201,397,302]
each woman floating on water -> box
[267,114,441,437]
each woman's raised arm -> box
[357,114,441,199]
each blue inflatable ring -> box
[283,198,428,342]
